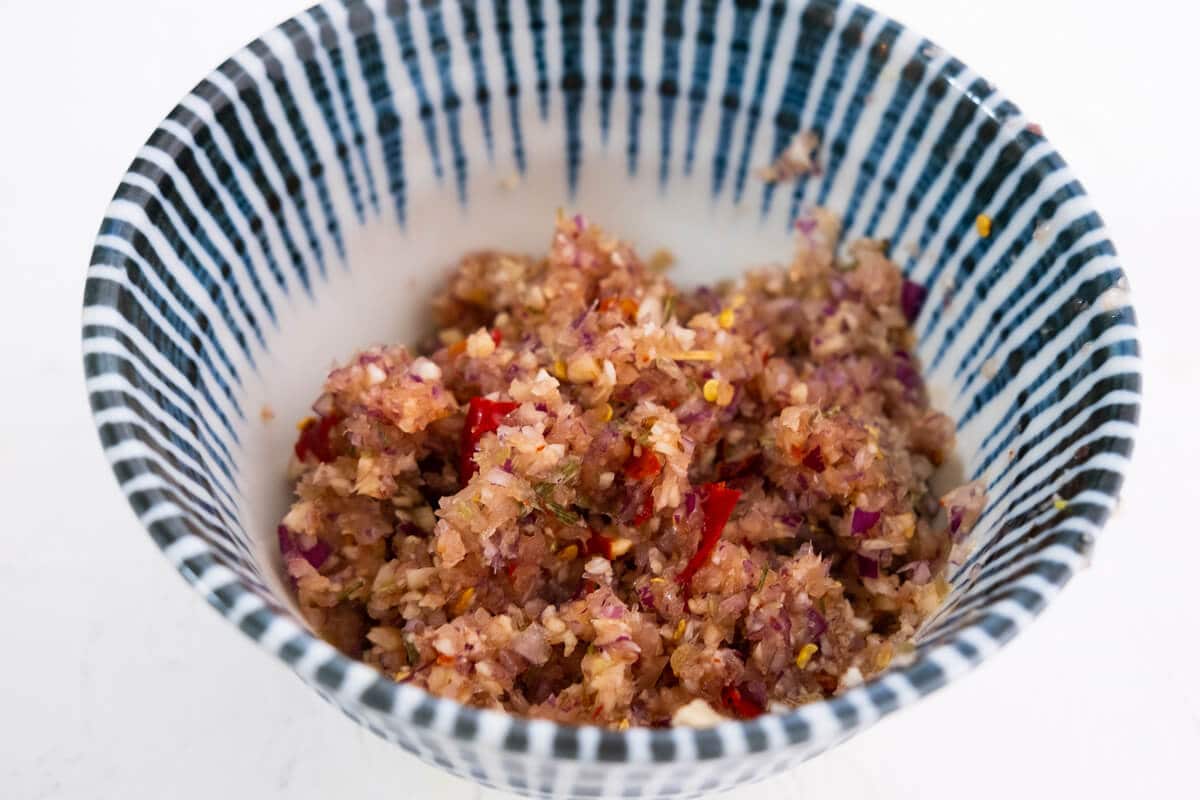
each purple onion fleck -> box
[806,607,828,638]
[851,508,881,535]
[901,279,927,323]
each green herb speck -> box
[403,637,421,667]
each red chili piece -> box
[624,447,662,480]
[676,482,742,588]
[460,397,520,482]
[294,414,342,463]
[585,534,615,559]
[490,328,503,346]
[720,685,765,719]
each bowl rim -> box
[81,0,1141,766]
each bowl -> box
[82,0,1140,796]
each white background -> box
[1,1,1196,798]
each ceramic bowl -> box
[82,0,1140,797]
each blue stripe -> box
[419,1,469,202]
[782,5,875,221]
[104,445,237,546]
[624,0,648,176]
[175,100,314,295]
[884,76,995,249]
[455,1,495,159]
[308,6,380,215]
[83,347,236,477]
[981,385,1136,497]
[904,101,1021,287]
[206,69,331,277]
[950,236,1108,383]
[596,0,618,143]
[683,0,719,174]
[81,317,239,442]
[837,47,929,235]
[950,209,1108,379]
[734,0,834,204]
[110,184,260,365]
[923,141,1057,355]
[758,0,844,215]
[862,58,965,237]
[151,126,290,306]
[386,2,441,187]
[657,0,686,187]
[526,0,551,120]
[962,260,1132,430]
[240,45,347,259]
[97,223,246,390]
[492,0,527,172]
[976,330,1131,479]
[130,155,276,328]
[813,20,902,209]
[93,397,239,524]
[87,255,241,411]
[559,0,585,195]
[709,0,762,197]
[280,18,367,223]
[346,3,408,225]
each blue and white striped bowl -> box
[82,1,1140,797]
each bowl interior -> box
[84,0,1138,787]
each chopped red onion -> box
[277,524,295,556]
[780,512,806,528]
[851,508,881,535]
[901,279,927,323]
[857,554,879,579]
[806,607,828,638]
[278,525,330,569]
[570,301,595,330]
[601,602,624,619]
[894,356,921,391]
[795,214,818,236]
[302,540,331,569]
[802,447,826,472]
[676,403,713,426]
[948,506,965,540]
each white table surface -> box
[1,1,1196,797]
